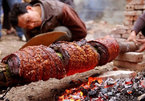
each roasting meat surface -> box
[1,36,119,86]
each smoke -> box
[75,0,106,21]
[74,0,126,24]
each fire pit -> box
[0,36,140,101]
[58,72,145,101]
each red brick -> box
[113,60,145,71]
[115,52,143,63]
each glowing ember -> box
[58,72,145,101]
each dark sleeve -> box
[25,28,41,41]
[133,12,145,35]
[24,29,38,41]
[60,4,87,41]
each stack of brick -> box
[110,0,145,40]
[113,52,145,71]
[126,0,133,3]
[110,24,145,39]
[110,0,145,39]
[110,25,131,39]
[124,0,144,26]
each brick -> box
[113,60,145,71]
[135,4,145,9]
[127,29,132,33]
[111,34,122,38]
[125,16,134,21]
[126,0,132,3]
[124,11,135,16]
[124,11,142,16]
[133,16,138,20]
[121,33,130,39]
[115,52,143,63]
[126,5,134,10]
[134,4,145,9]
[134,11,142,15]
[130,0,144,5]
[123,20,133,26]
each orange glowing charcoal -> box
[104,83,116,88]
[96,77,104,84]
[60,74,145,101]
[125,81,133,85]
[88,77,105,85]
[127,90,132,94]
[88,77,96,85]
[80,91,83,96]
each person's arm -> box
[127,12,145,42]
[136,38,145,52]
[127,30,137,43]
[133,13,145,35]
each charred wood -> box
[4,65,113,101]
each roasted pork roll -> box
[50,41,99,75]
[2,45,65,82]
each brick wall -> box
[124,0,145,27]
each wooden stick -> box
[5,64,114,101]
[117,40,138,53]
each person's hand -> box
[136,39,145,52]
[127,31,137,43]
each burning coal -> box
[58,72,145,101]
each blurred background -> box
[74,0,126,24]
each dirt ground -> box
[0,32,26,61]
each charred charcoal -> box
[124,84,132,88]
[105,78,116,86]
[91,98,101,101]
[134,76,141,82]
[88,90,98,98]
[101,88,108,94]
[71,95,81,100]
[84,96,90,101]
[79,87,88,96]
[116,93,121,97]
[109,97,117,101]
[90,82,95,89]
[94,82,102,88]
[99,92,105,98]
[59,72,145,101]
[107,92,113,96]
